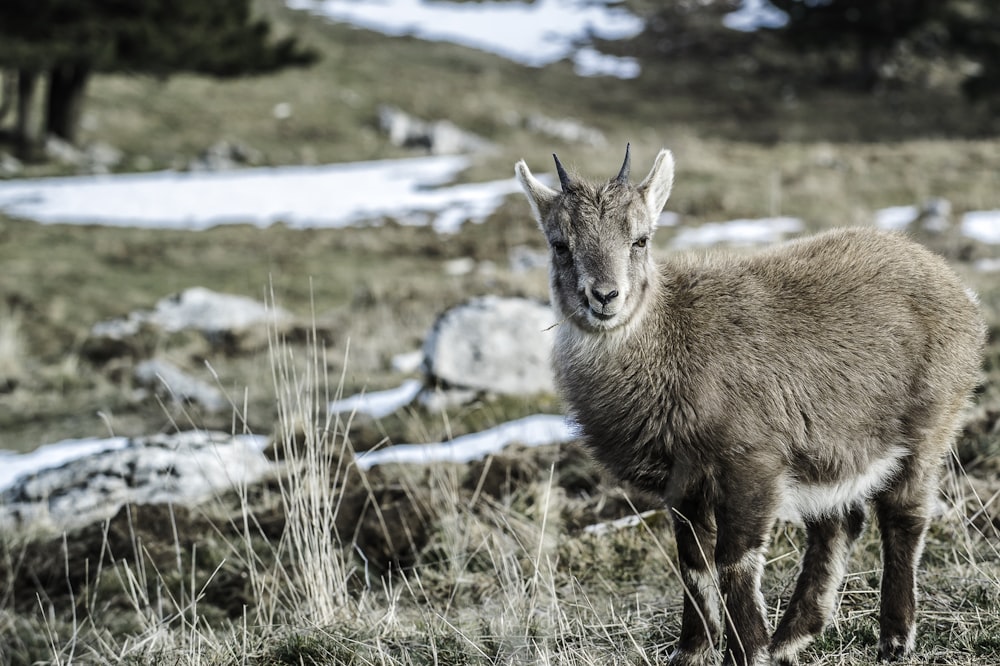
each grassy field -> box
[1,0,999,664]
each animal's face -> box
[515,146,674,332]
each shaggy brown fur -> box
[515,146,985,666]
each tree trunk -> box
[856,40,885,92]
[15,69,42,159]
[0,69,15,125]
[46,62,91,144]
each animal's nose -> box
[592,287,619,305]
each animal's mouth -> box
[580,293,621,323]
[589,308,616,321]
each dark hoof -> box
[877,636,911,662]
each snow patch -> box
[974,257,1000,273]
[0,437,130,492]
[288,0,643,78]
[355,414,575,470]
[723,0,789,32]
[671,217,803,249]
[0,433,269,493]
[329,379,424,419]
[0,156,519,233]
[875,205,918,231]
[962,210,1000,244]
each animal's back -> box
[694,228,982,486]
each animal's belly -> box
[777,445,908,522]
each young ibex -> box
[515,146,984,666]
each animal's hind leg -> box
[769,503,866,666]
[669,496,722,666]
[874,460,942,661]
[875,397,964,661]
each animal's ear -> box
[515,160,559,227]
[637,149,674,219]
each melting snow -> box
[874,205,918,231]
[288,0,644,78]
[329,379,424,419]
[671,217,803,249]
[974,257,1000,273]
[0,156,519,233]
[875,206,1000,244]
[0,437,130,492]
[0,433,269,493]
[723,0,788,32]
[961,211,1000,244]
[355,414,576,470]
[584,509,666,536]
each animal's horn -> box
[615,143,631,184]
[553,153,573,192]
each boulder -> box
[43,136,123,174]
[523,113,607,147]
[150,286,286,335]
[86,287,291,360]
[0,151,22,177]
[186,139,263,171]
[377,105,493,155]
[0,431,272,534]
[85,141,124,174]
[134,358,228,413]
[422,296,557,396]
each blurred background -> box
[0,2,998,662]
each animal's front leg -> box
[669,495,722,666]
[715,492,775,666]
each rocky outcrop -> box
[422,296,557,397]
[0,431,272,534]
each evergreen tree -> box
[943,0,1000,101]
[0,0,316,154]
[768,0,940,90]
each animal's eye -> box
[633,237,648,248]
[551,240,570,256]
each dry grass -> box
[1,318,996,665]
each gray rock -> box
[523,113,607,147]
[0,151,22,177]
[84,141,124,174]
[43,136,123,174]
[150,286,287,335]
[0,431,273,533]
[134,358,228,413]
[87,287,291,359]
[914,197,952,233]
[44,136,85,167]
[377,105,493,155]
[187,140,263,171]
[422,296,557,396]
